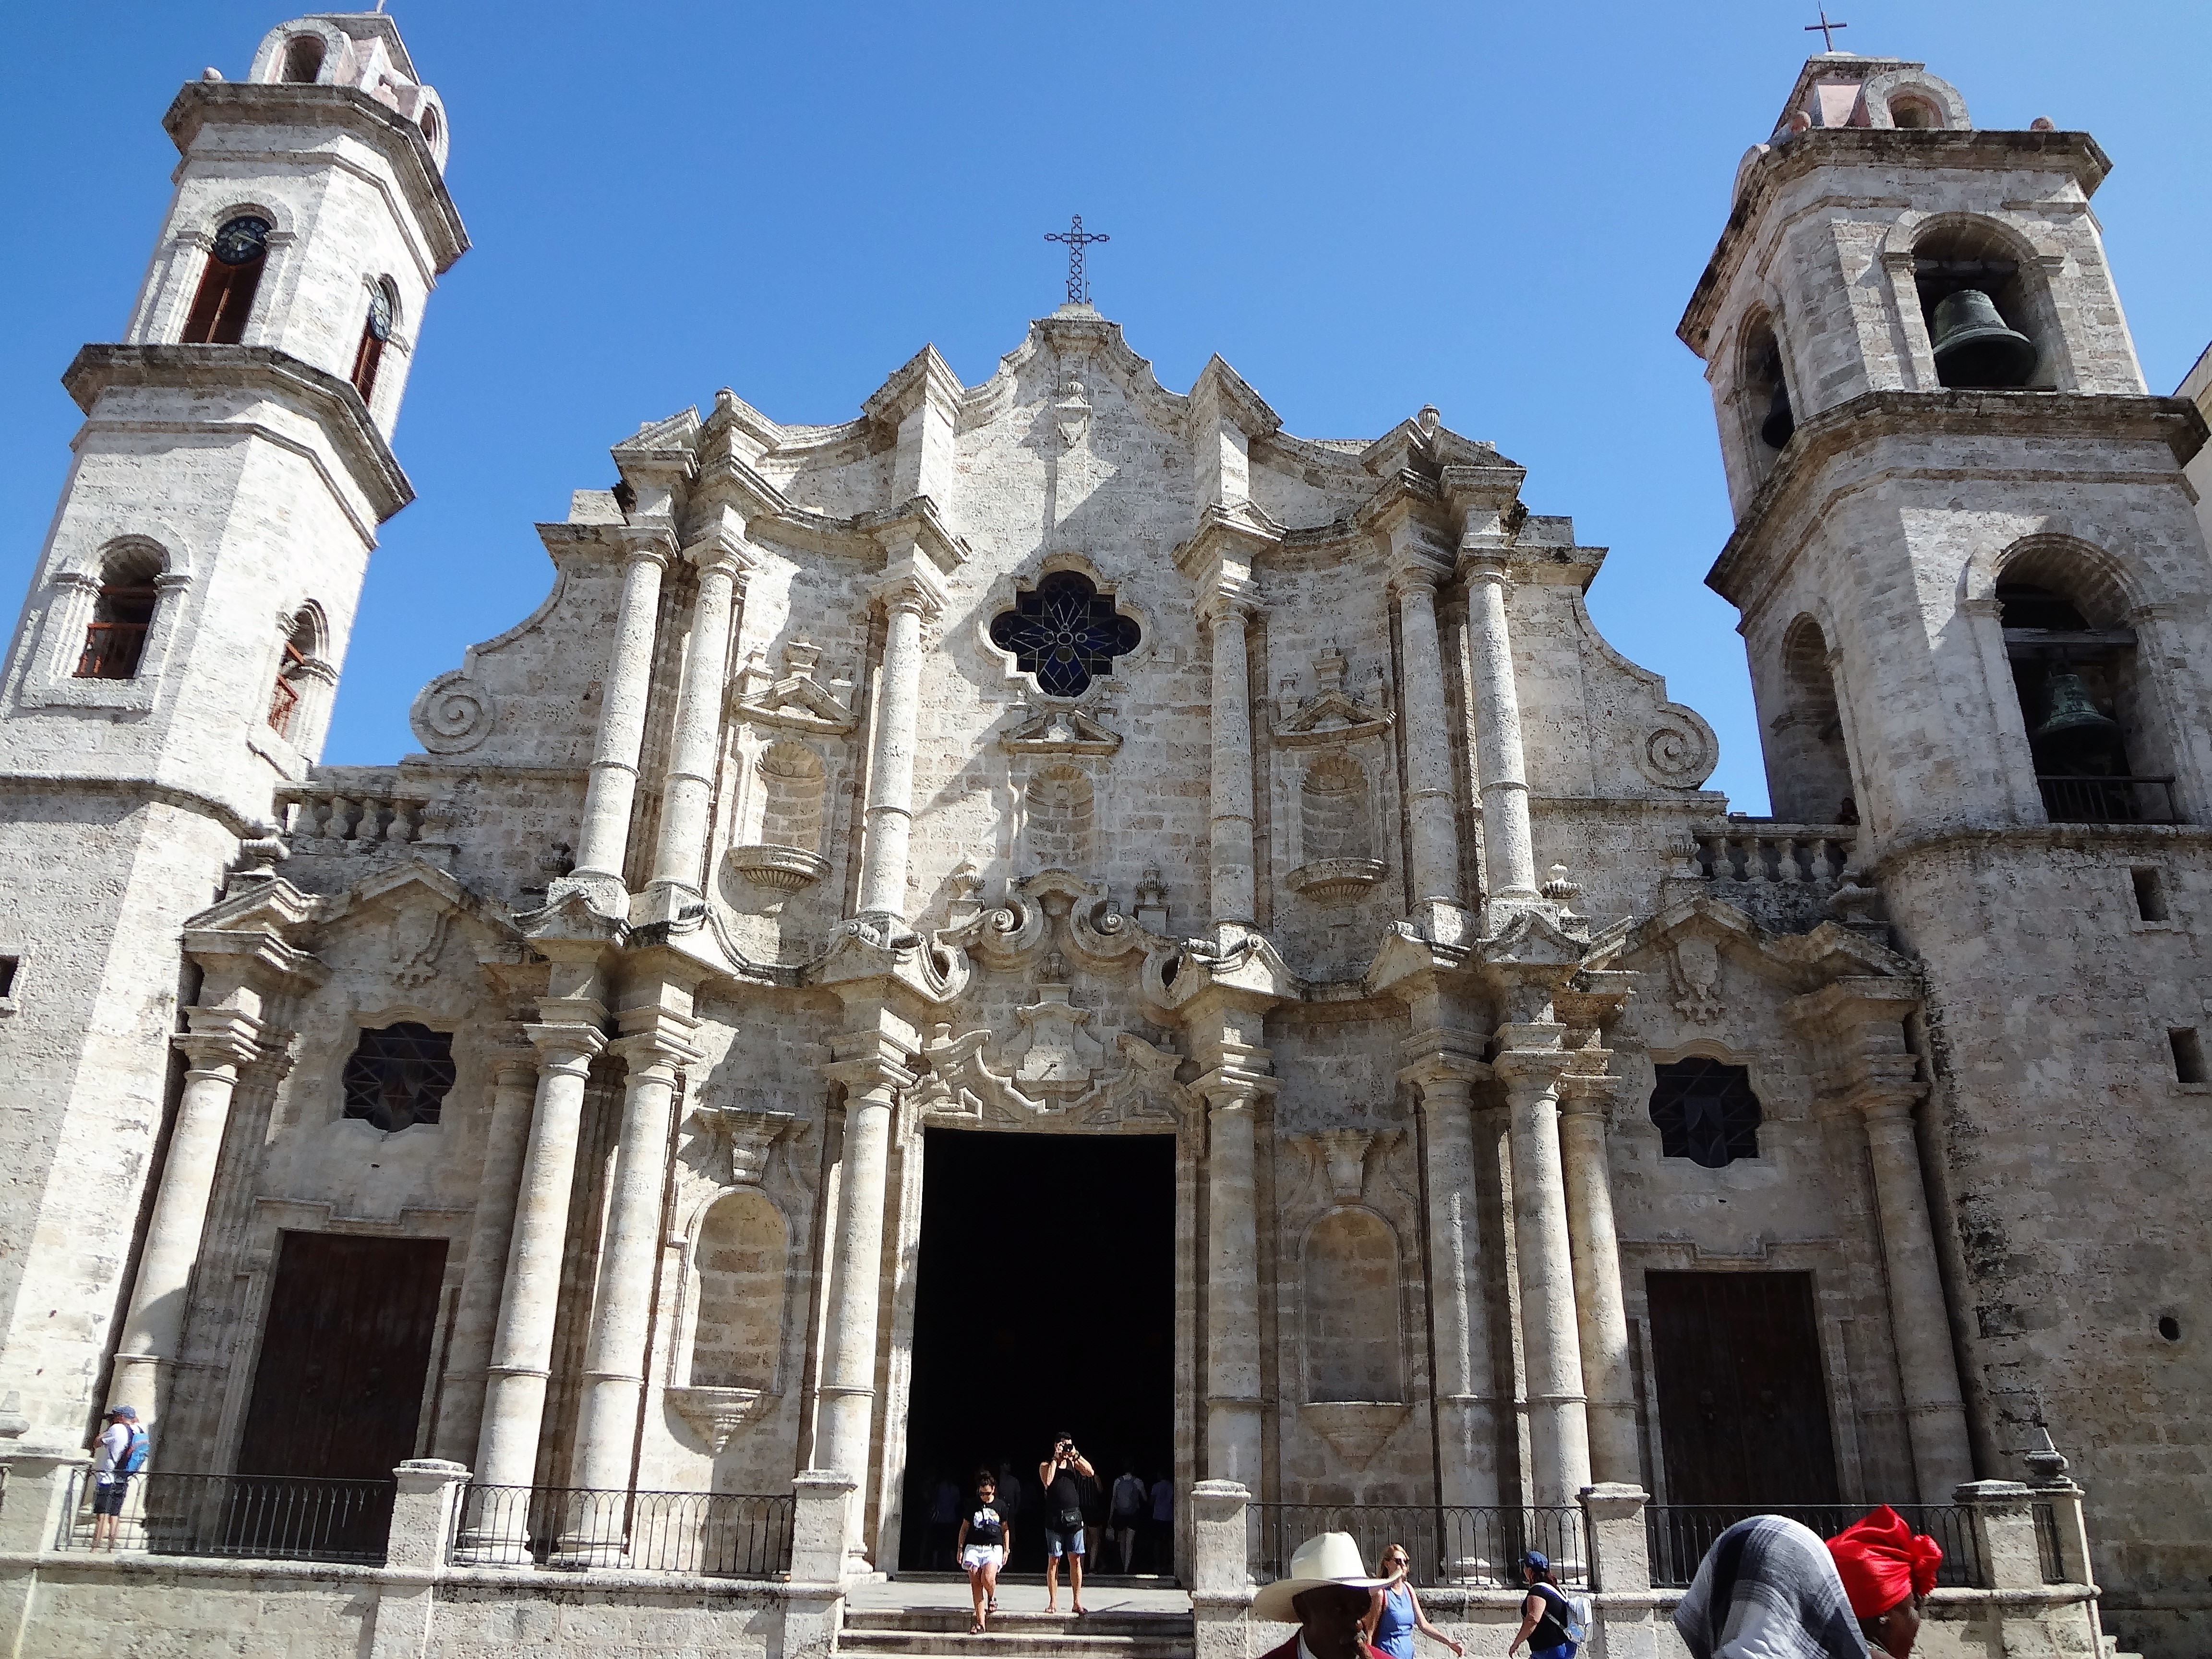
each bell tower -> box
[0,13,465,1444]
[1683,51,2212,1650]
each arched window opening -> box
[1914,223,2046,390]
[341,1022,457,1133]
[1771,617,1853,823]
[280,33,325,84]
[1299,752,1371,863]
[1025,765,1095,872]
[756,742,827,853]
[1999,580,2172,823]
[181,216,270,347]
[1649,1058,1763,1169]
[269,608,320,739]
[689,1190,786,1391]
[419,105,442,148]
[1302,1209,1404,1403]
[989,570,1139,697]
[1742,323,1793,453]
[351,277,397,402]
[1888,96,1938,128]
[74,545,163,680]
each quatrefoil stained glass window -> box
[989,571,1140,697]
[1648,1057,1763,1169]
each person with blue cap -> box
[1506,1550,1578,1659]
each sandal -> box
[987,1598,999,1613]
[969,1620,985,1636]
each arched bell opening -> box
[1767,615,1855,825]
[1997,576,2174,823]
[1730,313,1794,494]
[1911,220,2057,391]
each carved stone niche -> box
[1298,1400,1414,1471]
[666,1109,796,1451]
[1272,647,1394,907]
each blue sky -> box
[3,2,2207,813]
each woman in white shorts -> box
[958,1469,1011,1634]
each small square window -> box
[2169,1028,2204,1086]
[1649,1058,1764,1168]
[341,1022,457,1132]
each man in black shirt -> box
[1037,1433,1096,1613]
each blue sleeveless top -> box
[1374,1582,1416,1659]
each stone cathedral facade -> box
[0,14,2205,1658]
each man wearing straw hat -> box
[1252,1532,1395,1659]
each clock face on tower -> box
[211,216,271,266]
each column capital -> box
[682,502,756,581]
[524,1022,608,1072]
[1385,555,1452,602]
[1399,1049,1489,1100]
[612,527,677,573]
[607,1026,701,1075]
[1198,582,1263,631]
[489,1044,539,1084]
[1194,1064,1275,1114]
[173,1009,267,1071]
[872,559,946,621]
[1853,1085,1928,1125]
[825,1054,917,1099]
[1556,1066,1623,1115]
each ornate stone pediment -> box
[1272,647,1392,746]
[1003,704,1121,756]
[731,640,856,735]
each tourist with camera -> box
[1037,1433,1095,1614]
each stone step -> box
[840,1633,1191,1659]
[847,1610,1191,1640]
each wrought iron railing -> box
[1250,1502,1588,1589]
[60,1470,395,1564]
[450,1484,794,1577]
[75,622,148,680]
[2038,774,2179,825]
[2034,1500,2064,1584]
[1645,1504,1981,1589]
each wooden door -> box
[1645,1270,1839,1505]
[238,1231,448,1481]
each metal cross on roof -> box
[1803,7,1849,50]
[1045,215,1110,306]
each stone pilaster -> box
[854,554,944,926]
[567,530,675,903]
[568,1005,703,1503]
[436,1042,538,1462]
[1200,589,1262,946]
[1787,977,1973,1500]
[110,1010,270,1435]
[1406,1054,1503,1516]
[643,507,752,914]
[1496,1026,1592,1505]
[1557,1069,1638,1485]
[816,1046,913,1564]
[473,1010,607,1501]
[1386,554,1469,943]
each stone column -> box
[1191,1479,1253,1659]
[1201,594,1259,942]
[437,1047,538,1461]
[815,1059,908,1563]
[1859,1094,1975,1498]
[1460,554,1538,901]
[1498,1033,1591,1505]
[372,1458,471,1659]
[571,537,672,890]
[110,1012,264,1432]
[1557,1074,1638,1485]
[474,1022,606,1498]
[854,572,938,924]
[1408,1064,1502,1514]
[1390,568,1465,925]
[647,518,750,904]
[569,1021,697,1503]
[1202,1083,1264,1486]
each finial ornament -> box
[1045,215,1110,306]
[1803,7,1849,51]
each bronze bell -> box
[1759,382,1795,449]
[2032,671,2122,760]
[1930,288,2037,388]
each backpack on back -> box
[119,1424,149,1475]
[1561,1591,1592,1645]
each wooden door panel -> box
[238,1231,448,1481]
[1646,1270,1839,1506]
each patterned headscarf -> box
[1673,1515,1866,1659]
[1826,1506,1943,1619]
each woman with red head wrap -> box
[1827,1505,1943,1657]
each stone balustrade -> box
[1693,821,1855,887]
[279,783,440,856]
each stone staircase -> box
[842,1606,1195,1659]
